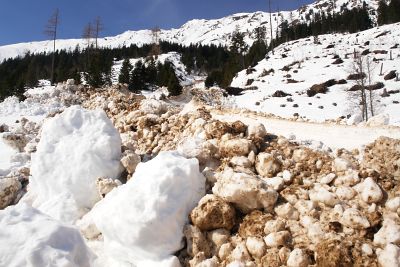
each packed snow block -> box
[28,105,122,222]
[0,203,94,267]
[87,151,205,265]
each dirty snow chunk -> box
[27,106,122,223]
[340,208,370,229]
[366,113,390,127]
[376,244,400,267]
[87,151,205,265]
[354,177,383,203]
[0,203,94,267]
[333,158,353,172]
[247,123,266,139]
[177,137,216,165]
[374,218,400,246]
[0,178,21,209]
[140,99,168,115]
[264,231,291,247]
[190,194,236,231]
[255,152,282,177]
[212,168,278,213]
[287,248,309,267]
[220,138,252,157]
[309,185,339,206]
[274,203,299,220]
[120,150,141,174]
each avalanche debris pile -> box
[0,82,399,267]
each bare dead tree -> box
[149,26,162,58]
[94,16,104,50]
[268,0,274,54]
[348,53,379,121]
[82,22,95,69]
[82,22,94,50]
[44,8,60,84]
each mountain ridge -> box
[0,0,380,62]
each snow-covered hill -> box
[230,22,400,125]
[0,0,380,62]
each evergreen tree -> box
[118,58,133,84]
[388,0,400,23]
[377,0,389,25]
[230,29,249,69]
[167,73,182,96]
[129,60,146,92]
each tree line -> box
[377,0,400,26]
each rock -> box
[0,178,22,209]
[264,231,291,247]
[384,70,397,80]
[184,225,211,257]
[287,248,309,267]
[220,138,253,158]
[190,194,236,231]
[374,218,400,246]
[0,124,9,133]
[255,153,282,178]
[212,168,278,213]
[309,185,339,207]
[340,208,370,229]
[354,177,383,203]
[376,244,400,267]
[247,123,266,139]
[120,150,141,174]
[246,237,266,259]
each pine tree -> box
[44,8,60,85]
[118,59,133,84]
[230,29,249,69]
[167,73,182,96]
[129,60,146,92]
[377,0,389,25]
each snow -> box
[213,113,400,150]
[0,203,94,267]
[25,106,122,223]
[230,23,400,126]
[0,0,381,62]
[81,151,205,266]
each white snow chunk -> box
[374,218,400,246]
[377,244,400,267]
[140,99,168,115]
[386,197,400,212]
[354,177,383,203]
[287,248,309,267]
[340,208,370,229]
[309,185,339,207]
[86,151,205,266]
[27,106,122,223]
[366,113,390,127]
[0,203,94,267]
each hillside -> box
[0,0,380,62]
[230,22,400,125]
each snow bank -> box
[84,151,205,266]
[27,106,122,223]
[0,203,94,267]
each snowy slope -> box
[0,0,380,62]
[230,22,400,125]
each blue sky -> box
[0,0,313,45]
